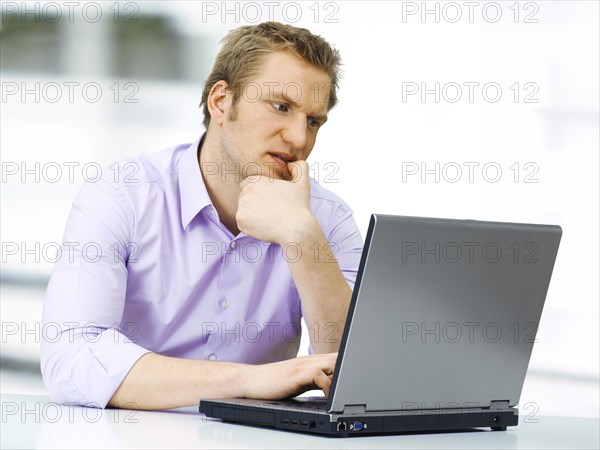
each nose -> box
[281,114,308,154]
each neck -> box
[198,130,241,236]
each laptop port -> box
[281,419,290,425]
[291,420,299,426]
[301,420,308,427]
[337,421,347,431]
[352,421,364,431]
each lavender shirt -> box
[41,135,363,407]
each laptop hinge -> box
[342,404,367,415]
[489,400,510,410]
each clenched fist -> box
[236,160,318,244]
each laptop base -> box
[199,400,519,437]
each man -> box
[41,22,363,410]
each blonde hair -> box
[200,22,342,129]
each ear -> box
[207,80,229,126]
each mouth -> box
[268,152,296,163]
[268,153,294,179]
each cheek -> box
[307,132,318,148]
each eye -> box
[273,102,288,112]
[308,117,322,129]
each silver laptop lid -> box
[327,215,562,413]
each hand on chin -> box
[237,161,314,244]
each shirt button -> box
[208,354,217,361]
[229,241,237,250]
[221,299,230,309]
[210,208,216,216]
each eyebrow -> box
[269,91,329,123]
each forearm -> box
[108,351,339,409]
[285,214,352,354]
[108,353,249,410]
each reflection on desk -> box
[1,394,598,449]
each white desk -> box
[1,394,598,449]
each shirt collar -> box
[179,133,212,229]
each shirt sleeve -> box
[325,203,364,291]
[41,176,151,408]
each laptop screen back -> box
[328,215,562,413]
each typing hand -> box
[242,353,337,400]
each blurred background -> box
[1,1,598,417]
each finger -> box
[310,352,337,358]
[287,160,309,185]
[322,365,335,376]
[306,352,337,375]
[313,370,332,398]
[321,353,338,374]
[240,175,261,190]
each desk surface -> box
[1,394,598,449]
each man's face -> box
[218,51,331,181]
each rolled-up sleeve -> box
[41,177,151,408]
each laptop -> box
[199,214,562,436]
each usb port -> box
[301,420,308,427]
[281,419,290,425]
[291,420,299,426]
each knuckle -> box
[235,210,245,224]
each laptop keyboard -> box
[265,398,329,410]
[291,400,329,410]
